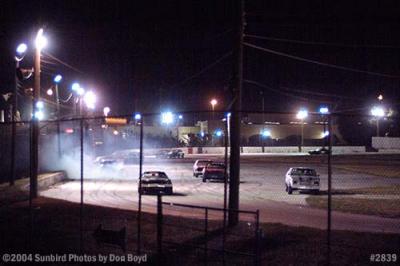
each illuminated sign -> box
[65,128,74,134]
[105,117,128,125]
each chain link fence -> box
[0,110,399,264]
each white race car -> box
[285,167,320,194]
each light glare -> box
[296,109,308,120]
[321,131,329,138]
[319,107,329,114]
[54,75,62,83]
[77,87,85,96]
[34,110,44,120]
[83,91,96,109]
[261,129,271,138]
[103,107,110,116]
[35,28,47,50]
[36,101,44,109]
[72,83,80,92]
[371,106,385,117]
[161,112,174,124]
[16,43,28,54]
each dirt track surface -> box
[40,154,400,233]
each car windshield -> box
[143,172,168,178]
[291,168,316,176]
[198,160,212,166]
[207,163,225,169]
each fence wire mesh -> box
[0,110,399,265]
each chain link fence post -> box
[254,210,260,266]
[80,117,84,253]
[204,207,208,266]
[157,193,163,262]
[137,115,144,255]
[327,113,333,265]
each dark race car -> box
[308,147,329,155]
[167,149,184,159]
[138,171,173,195]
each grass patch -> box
[306,196,400,218]
[0,197,399,265]
[334,165,400,178]
[0,178,29,207]
[336,185,400,195]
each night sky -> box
[1,0,400,116]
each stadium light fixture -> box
[161,111,174,124]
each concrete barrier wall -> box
[185,146,365,154]
[35,172,67,191]
[243,147,262,153]
[20,172,67,192]
[140,146,365,155]
[372,137,400,149]
[332,146,365,154]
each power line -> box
[167,50,233,90]
[42,52,85,75]
[244,79,336,103]
[41,59,59,65]
[244,34,400,49]
[244,42,400,79]
[39,97,74,111]
[279,86,363,101]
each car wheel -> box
[288,186,293,195]
[312,190,320,195]
[166,188,173,195]
[202,178,206,183]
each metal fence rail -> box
[158,196,260,265]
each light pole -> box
[103,107,111,117]
[296,109,308,152]
[161,111,174,147]
[319,107,329,148]
[210,98,217,120]
[83,90,96,154]
[83,91,96,111]
[54,75,62,158]
[78,88,86,116]
[210,99,217,146]
[32,28,47,198]
[260,129,270,152]
[71,82,84,117]
[371,106,385,137]
[10,43,28,186]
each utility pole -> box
[10,59,19,186]
[55,82,62,158]
[229,0,244,226]
[31,29,44,199]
